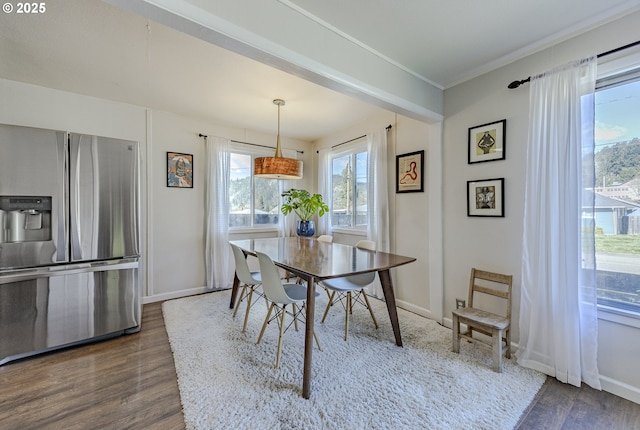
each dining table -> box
[229,236,416,399]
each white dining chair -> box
[320,239,379,340]
[255,251,322,368]
[229,243,265,333]
[317,234,333,243]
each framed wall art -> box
[396,150,424,193]
[167,152,193,188]
[467,178,504,217]
[468,119,506,164]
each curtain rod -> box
[331,124,393,149]
[332,134,366,149]
[315,124,393,154]
[198,134,303,154]
[200,124,393,153]
[507,39,640,89]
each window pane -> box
[254,177,279,225]
[355,151,368,227]
[229,153,251,227]
[593,76,640,313]
[332,154,352,227]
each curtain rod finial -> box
[508,76,531,89]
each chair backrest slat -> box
[468,267,513,319]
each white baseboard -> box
[600,375,640,404]
[395,299,432,319]
[142,286,209,304]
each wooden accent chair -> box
[452,268,513,372]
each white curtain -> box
[317,148,332,236]
[517,56,601,389]
[204,136,234,290]
[367,128,390,298]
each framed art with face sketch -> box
[468,119,506,164]
[467,178,504,217]
[167,152,193,188]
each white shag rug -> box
[163,291,545,430]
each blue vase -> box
[296,220,315,237]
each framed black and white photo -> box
[467,178,504,217]
[468,119,506,164]
[396,150,424,193]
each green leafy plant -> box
[280,189,329,221]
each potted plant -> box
[281,189,330,237]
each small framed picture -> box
[396,150,424,193]
[468,119,506,164]
[467,178,504,217]
[167,152,193,188]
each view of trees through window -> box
[593,75,640,313]
[331,149,368,228]
[229,152,280,227]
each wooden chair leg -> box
[275,306,286,368]
[452,314,460,353]
[292,303,299,332]
[505,328,511,359]
[241,288,254,333]
[256,303,274,345]
[321,291,335,323]
[232,284,247,318]
[313,329,322,351]
[344,292,351,341]
[492,328,503,373]
[360,289,379,329]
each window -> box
[593,69,640,314]
[330,146,368,230]
[229,150,280,228]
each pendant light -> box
[254,99,303,179]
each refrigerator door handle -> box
[69,135,83,260]
[56,132,69,262]
[0,258,139,284]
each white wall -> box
[147,109,313,302]
[442,11,640,403]
[312,111,443,319]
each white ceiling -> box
[1,0,639,141]
[285,0,640,88]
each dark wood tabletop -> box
[229,236,416,399]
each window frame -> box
[228,144,281,232]
[329,141,369,234]
[593,53,640,325]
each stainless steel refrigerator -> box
[0,123,141,365]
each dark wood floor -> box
[0,302,185,430]
[1,300,638,429]
[516,375,640,429]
